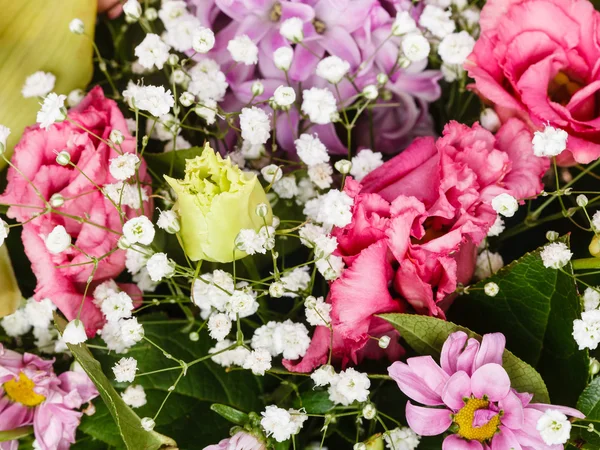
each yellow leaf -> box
[0,0,96,168]
[0,246,21,318]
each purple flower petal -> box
[405,401,453,436]
[471,364,511,402]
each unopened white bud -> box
[378,335,391,349]
[484,282,499,297]
[172,69,186,85]
[353,444,366,450]
[123,0,142,20]
[362,403,377,420]
[56,151,71,166]
[269,282,285,298]
[251,80,265,96]
[256,203,269,218]
[376,73,388,85]
[189,331,199,342]
[546,230,560,241]
[480,108,500,132]
[145,7,158,21]
[577,194,589,207]
[179,92,195,107]
[590,358,600,376]
[362,85,378,100]
[334,159,352,174]
[117,236,132,250]
[49,193,65,208]
[110,129,124,145]
[168,54,179,66]
[69,19,85,35]
[141,417,155,431]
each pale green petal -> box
[0,0,96,168]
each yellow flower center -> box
[269,2,282,21]
[548,71,582,106]
[454,397,501,442]
[3,373,46,407]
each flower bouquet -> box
[1,0,600,449]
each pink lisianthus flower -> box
[389,331,584,449]
[204,431,266,450]
[284,120,548,373]
[0,86,152,336]
[466,0,600,165]
[0,344,99,450]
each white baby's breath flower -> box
[474,250,504,280]
[112,357,138,383]
[135,34,171,70]
[273,176,299,199]
[401,34,431,62]
[301,88,337,125]
[1,309,31,337]
[123,0,142,19]
[272,320,311,360]
[69,18,85,35]
[0,125,10,153]
[146,253,176,281]
[156,210,181,234]
[419,5,456,38]
[261,164,283,184]
[22,71,56,98]
[45,225,71,254]
[583,287,600,312]
[438,31,476,65]
[0,219,9,248]
[536,410,571,445]
[384,427,420,450]
[62,319,87,345]
[316,56,350,84]
[164,14,202,52]
[261,406,305,442]
[110,153,140,181]
[480,108,501,132]
[195,99,218,125]
[242,348,272,375]
[305,296,332,326]
[235,229,267,255]
[295,134,329,166]
[280,17,304,42]
[123,216,155,245]
[188,59,228,102]
[274,47,294,71]
[392,11,417,36]
[37,93,67,129]
[484,282,499,297]
[311,364,336,387]
[491,193,518,217]
[121,385,147,408]
[273,86,296,107]
[573,310,600,350]
[192,27,215,53]
[540,242,572,269]
[350,149,383,181]
[141,417,155,431]
[532,125,568,157]
[228,35,258,65]
[240,107,270,145]
[134,86,175,117]
[328,368,370,406]
[208,313,232,341]
[316,255,345,280]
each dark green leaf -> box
[210,404,250,425]
[380,313,550,403]
[54,314,177,450]
[145,147,202,180]
[294,390,335,414]
[577,377,600,419]
[448,236,588,405]
[0,426,33,442]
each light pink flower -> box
[284,120,547,372]
[204,431,266,450]
[0,87,151,336]
[389,331,584,449]
[467,0,600,165]
[0,344,98,450]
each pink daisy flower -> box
[388,331,584,449]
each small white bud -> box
[63,319,87,345]
[590,358,600,376]
[140,417,155,431]
[172,69,186,85]
[110,129,124,145]
[189,331,199,342]
[546,230,560,241]
[117,236,132,250]
[273,47,294,71]
[251,80,265,96]
[179,92,195,107]
[484,282,499,297]
[145,7,158,21]
[362,85,378,100]
[49,193,65,208]
[376,73,388,85]
[67,89,85,107]
[56,150,71,166]
[397,56,411,69]
[480,108,500,132]
[256,203,269,218]
[269,282,285,298]
[362,403,377,420]
[280,17,304,43]
[334,159,352,174]
[378,335,391,349]
[577,194,589,207]
[192,27,216,54]
[69,19,85,35]
[123,0,142,20]
[491,193,518,217]
[167,54,179,66]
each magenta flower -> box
[389,332,584,449]
[0,345,98,450]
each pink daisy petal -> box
[443,435,484,450]
[471,364,511,402]
[473,333,505,372]
[405,401,453,436]
[491,426,523,450]
[442,371,471,411]
[389,361,444,406]
[441,332,469,375]
[407,355,450,394]
[498,390,525,429]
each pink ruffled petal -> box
[471,364,511,402]
[388,361,444,406]
[405,401,453,436]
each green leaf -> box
[577,377,600,419]
[293,390,335,414]
[0,246,21,318]
[54,314,177,450]
[210,404,250,425]
[448,236,588,405]
[0,426,33,442]
[380,313,550,403]
[145,147,203,180]
[84,317,264,449]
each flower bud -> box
[269,282,285,298]
[376,73,388,85]
[577,194,589,207]
[251,80,265,96]
[56,151,71,166]
[362,85,378,100]
[378,335,391,349]
[590,235,600,257]
[165,144,273,262]
[362,404,377,420]
[179,92,195,107]
[305,295,318,308]
[172,69,186,85]
[110,129,124,145]
[484,282,499,297]
[141,417,155,431]
[256,203,269,218]
[145,7,158,21]
[67,89,85,107]
[49,193,65,208]
[189,331,200,342]
[480,108,500,132]
[168,54,180,66]
[546,230,559,241]
[354,444,367,450]
[273,47,293,71]
[397,56,411,69]
[117,236,132,250]
[63,319,87,344]
[590,358,600,376]
[69,19,85,35]
[123,0,142,20]
[334,159,352,174]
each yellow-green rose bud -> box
[164,144,273,262]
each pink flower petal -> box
[457,338,480,375]
[407,355,450,395]
[405,401,452,436]
[473,333,506,372]
[498,390,524,429]
[442,371,471,411]
[441,331,469,375]
[528,403,585,419]
[443,435,484,450]
[491,426,523,450]
[471,364,511,402]
[388,361,444,406]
